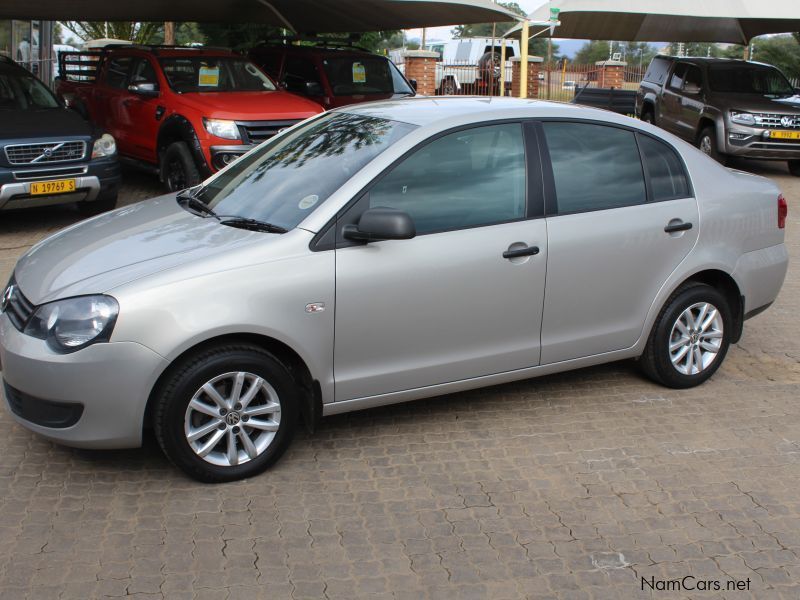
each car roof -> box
[657,55,776,68]
[336,96,619,127]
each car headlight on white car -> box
[24,295,119,353]
[204,118,241,140]
[91,133,117,158]
[730,111,756,126]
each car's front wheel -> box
[640,283,731,389]
[154,344,298,482]
[697,126,727,165]
[162,141,201,193]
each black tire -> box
[640,282,732,389]
[789,160,800,177]
[697,126,727,164]
[439,77,458,96]
[153,344,299,483]
[77,192,117,216]
[162,141,201,193]
[477,51,501,82]
[640,107,655,125]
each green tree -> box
[749,35,800,80]
[451,2,525,38]
[573,40,616,64]
[198,23,283,52]
[62,22,161,44]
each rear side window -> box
[283,57,322,94]
[105,56,133,89]
[638,135,691,201]
[643,57,672,85]
[368,123,527,234]
[543,122,646,214]
[668,63,688,91]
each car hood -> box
[713,93,800,113]
[13,195,272,305]
[177,91,323,120]
[0,107,92,140]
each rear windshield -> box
[708,64,794,97]
[192,112,417,230]
[321,57,413,96]
[0,69,59,110]
[160,57,277,93]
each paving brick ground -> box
[0,161,799,599]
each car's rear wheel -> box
[153,344,298,482]
[162,141,201,193]
[439,77,458,96]
[789,160,800,177]
[640,107,655,125]
[640,282,731,389]
[697,126,727,164]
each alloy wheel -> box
[184,371,282,467]
[699,136,713,155]
[668,302,724,376]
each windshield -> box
[191,112,417,230]
[0,70,59,110]
[321,57,414,96]
[708,64,795,97]
[160,57,277,93]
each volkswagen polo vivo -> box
[0,98,789,482]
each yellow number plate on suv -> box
[768,130,800,140]
[29,179,77,195]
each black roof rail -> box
[98,44,235,55]
[253,36,372,54]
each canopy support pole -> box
[499,40,506,97]
[255,0,296,32]
[519,19,529,98]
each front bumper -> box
[209,144,254,171]
[723,128,800,160]
[0,156,121,211]
[0,314,168,449]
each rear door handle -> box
[664,221,693,233]
[503,245,540,259]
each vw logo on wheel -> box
[225,411,241,426]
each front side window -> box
[105,56,133,89]
[668,63,688,91]
[160,57,276,93]
[543,122,646,214]
[683,66,703,92]
[193,112,417,230]
[130,58,158,86]
[638,135,690,201]
[368,123,527,234]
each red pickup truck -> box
[57,45,324,191]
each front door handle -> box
[664,221,693,233]
[503,245,540,259]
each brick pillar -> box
[510,55,543,99]
[595,60,627,89]
[402,50,438,96]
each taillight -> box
[778,194,787,229]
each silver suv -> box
[637,56,800,175]
[0,98,789,482]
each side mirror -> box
[409,78,418,91]
[342,207,416,243]
[305,81,323,96]
[127,82,159,97]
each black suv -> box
[249,40,415,110]
[0,56,120,214]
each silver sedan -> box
[0,98,789,482]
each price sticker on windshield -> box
[352,62,366,84]
[198,66,220,87]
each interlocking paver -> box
[0,162,799,598]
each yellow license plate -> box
[768,130,800,140]
[29,179,77,195]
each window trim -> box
[535,117,694,217]
[310,119,545,252]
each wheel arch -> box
[145,333,322,439]
[156,115,210,181]
[676,269,744,343]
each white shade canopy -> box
[505,0,800,44]
[0,0,520,33]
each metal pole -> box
[499,39,506,97]
[519,19,529,98]
[490,23,496,97]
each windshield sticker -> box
[298,195,319,210]
[198,66,220,87]
[352,62,366,84]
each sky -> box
[404,0,548,44]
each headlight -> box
[91,133,117,158]
[204,118,241,140]
[730,111,756,126]
[24,295,119,353]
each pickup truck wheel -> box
[640,282,731,389]
[697,126,726,164]
[439,78,458,96]
[77,192,117,216]
[163,141,201,193]
[640,108,655,125]
[789,160,800,177]
[153,344,299,483]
